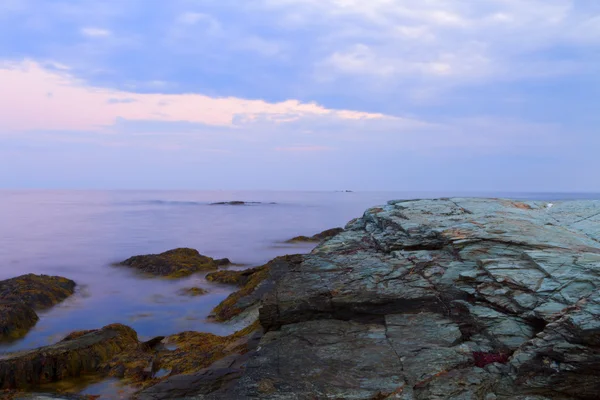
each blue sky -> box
[0,0,598,191]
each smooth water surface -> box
[1,190,598,354]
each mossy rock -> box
[102,321,262,389]
[205,266,266,286]
[0,274,76,309]
[0,302,39,341]
[286,227,344,243]
[0,324,139,390]
[0,274,76,341]
[116,248,229,278]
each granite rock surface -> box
[217,198,600,399]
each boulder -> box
[116,248,228,278]
[0,324,139,389]
[0,274,76,341]
[0,274,76,310]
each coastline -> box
[2,197,600,399]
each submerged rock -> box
[116,248,228,278]
[0,324,138,390]
[285,227,344,243]
[207,198,600,399]
[177,287,208,297]
[0,274,76,341]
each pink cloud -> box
[0,60,391,133]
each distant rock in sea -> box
[209,201,276,206]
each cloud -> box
[0,59,566,159]
[0,60,400,132]
[80,27,111,37]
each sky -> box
[0,0,598,191]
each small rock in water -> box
[115,248,226,278]
[178,287,209,297]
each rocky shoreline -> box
[2,198,599,399]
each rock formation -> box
[0,324,138,389]
[115,248,230,278]
[211,198,600,399]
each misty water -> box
[1,190,599,396]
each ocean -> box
[1,190,598,355]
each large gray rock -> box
[244,199,600,399]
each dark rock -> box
[0,301,39,341]
[285,227,344,243]
[116,248,223,278]
[214,258,231,267]
[0,324,139,390]
[209,201,264,206]
[0,274,76,341]
[205,266,266,286]
[0,274,76,310]
[212,198,600,399]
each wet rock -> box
[0,274,76,309]
[0,274,76,340]
[177,288,208,297]
[116,248,224,278]
[285,227,344,243]
[0,302,39,341]
[217,198,600,399]
[0,324,139,389]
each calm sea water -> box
[1,190,598,355]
